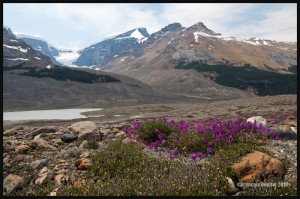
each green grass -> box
[57,141,227,196]
[54,140,296,196]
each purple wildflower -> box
[206,147,213,154]
[167,153,174,159]
[161,139,166,145]
[197,152,203,158]
[274,135,280,141]
[157,133,163,139]
[171,149,178,155]
[190,153,197,160]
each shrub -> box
[135,120,172,144]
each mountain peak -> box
[3,26,17,39]
[135,28,150,38]
[109,28,149,40]
[188,22,221,36]
[160,22,183,32]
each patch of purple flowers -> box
[129,116,280,159]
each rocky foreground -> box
[2,113,297,196]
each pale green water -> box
[3,108,102,121]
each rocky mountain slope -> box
[101,22,296,96]
[76,22,296,72]
[3,27,53,68]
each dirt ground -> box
[3,94,296,130]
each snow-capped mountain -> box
[74,28,149,68]
[72,22,296,73]
[17,34,63,66]
[3,26,53,68]
[16,34,82,67]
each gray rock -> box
[107,133,115,139]
[31,159,49,170]
[3,174,24,195]
[79,140,88,148]
[24,126,57,138]
[115,131,126,139]
[69,121,97,135]
[30,138,58,151]
[15,145,30,154]
[276,130,297,139]
[13,154,25,163]
[61,134,77,143]
[100,129,112,137]
[35,167,54,185]
[78,131,101,141]
[3,129,18,136]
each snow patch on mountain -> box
[5,58,29,61]
[3,44,28,53]
[130,29,145,40]
[242,40,260,46]
[192,31,287,48]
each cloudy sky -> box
[3,3,297,49]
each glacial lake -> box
[3,108,103,121]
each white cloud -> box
[4,3,297,49]
[160,3,296,42]
[226,6,297,42]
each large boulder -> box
[69,121,97,135]
[232,150,286,182]
[69,121,101,141]
[246,116,268,127]
[3,174,24,195]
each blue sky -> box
[3,3,297,49]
